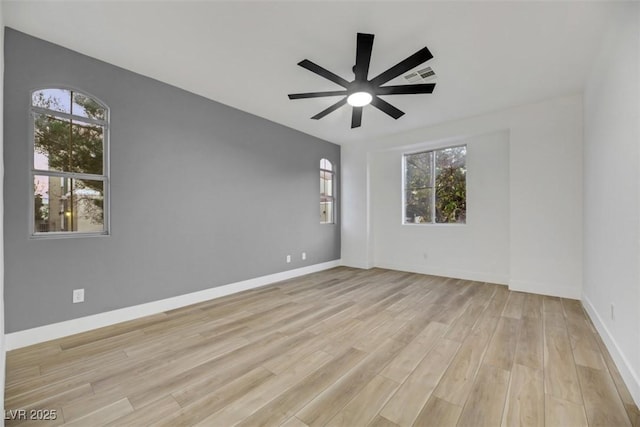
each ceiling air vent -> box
[404,66,436,83]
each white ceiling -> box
[4,1,615,145]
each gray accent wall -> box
[4,28,340,333]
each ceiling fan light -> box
[347,91,372,107]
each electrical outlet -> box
[73,288,85,304]
[286,255,291,263]
[302,252,306,260]
[610,303,615,321]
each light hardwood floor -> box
[5,267,640,426]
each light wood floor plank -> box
[62,398,133,427]
[502,291,526,319]
[281,416,309,427]
[413,395,463,427]
[523,293,543,319]
[431,330,493,406]
[592,330,640,426]
[105,396,182,427]
[379,321,447,383]
[577,365,632,427]
[169,366,273,426]
[444,302,486,342]
[296,338,406,427]
[380,338,460,426]
[514,315,544,371]
[562,300,605,370]
[129,331,315,409]
[4,267,635,427]
[232,347,366,427]
[546,394,588,427]
[192,350,334,427]
[368,415,399,427]
[5,366,40,388]
[501,363,544,427]
[456,364,510,427]
[544,324,583,405]
[483,316,521,371]
[324,375,399,427]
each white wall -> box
[341,140,373,269]
[371,131,510,284]
[343,93,584,299]
[583,2,640,406]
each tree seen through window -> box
[32,88,109,235]
[404,145,466,224]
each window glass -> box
[31,88,109,236]
[33,114,104,174]
[320,158,333,171]
[320,159,335,224]
[34,175,105,233]
[320,201,334,224]
[404,145,466,224]
[32,88,106,120]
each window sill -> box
[402,222,466,226]
[30,231,110,240]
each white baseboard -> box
[508,279,581,300]
[374,261,509,285]
[5,260,341,351]
[582,296,640,407]
[340,258,373,270]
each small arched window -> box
[320,158,334,224]
[31,88,109,236]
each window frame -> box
[402,144,467,226]
[28,87,111,239]
[320,158,335,225]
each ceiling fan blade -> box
[351,107,363,128]
[311,97,347,120]
[298,59,350,88]
[375,83,436,95]
[371,96,405,120]
[354,33,374,82]
[369,47,434,87]
[288,90,348,99]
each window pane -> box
[34,175,105,233]
[32,89,106,121]
[34,114,104,174]
[72,92,106,121]
[321,170,333,197]
[71,121,104,174]
[435,146,466,223]
[404,151,434,223]
[321,200,334,224]
[320,158,332,171]
[405,151,433,193]
[32,88,71,114]
[405,188,433,223]
[34,114,72,172]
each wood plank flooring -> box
[5,267,638,426]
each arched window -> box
[320,158,334,224]
[31,88,109,236]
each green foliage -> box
[34,115,103,175]
[435,146,466,223]
[405,146,466,224]
[34,90,105,226]
[405,151,433,222]
[72,93,105,120]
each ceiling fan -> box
[288,33,436,129]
